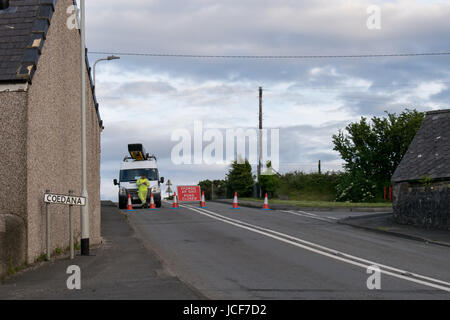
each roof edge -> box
[426,109,450,115]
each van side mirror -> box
[113,179,118,186]
[160,177,165,184]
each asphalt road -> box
[127,200,450,299]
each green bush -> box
[277,171,341,201]
[335,171,377,202]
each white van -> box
[114,144,164,209]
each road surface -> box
[127,201,450,299]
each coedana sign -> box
[44,193,86,206]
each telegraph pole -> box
[257,87,263,198]
[80,0,89,256]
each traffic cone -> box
[172,192,179,209]
[262,193,270,210]
[126,194,134,211]
[231,192,239,209]
[200,191,207,208]
[149,192,157,210]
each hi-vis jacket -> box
[136,178,150,191]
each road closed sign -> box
[177,186,201,202]
[44,193,86,206]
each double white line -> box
[181,203,450,293]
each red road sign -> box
[177,185,201,202]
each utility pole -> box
[318,160,322,174]
[257,87,263,198]
[80,0,89,256]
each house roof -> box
[392,109,450,183]
[0,0,57,83]
[0,0,103,127]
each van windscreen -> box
[120,169,159,182]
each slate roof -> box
[392,109,450,183]
[0,0,57,83]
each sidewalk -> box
[339,213,450,247]
[0,201,203,300]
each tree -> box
[226,159,254,197]
[332,109,425,202]
[258,161,280,197]
[198,179,228,200]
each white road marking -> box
[181,204,450,293]
[280,210,333,222]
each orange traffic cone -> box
[262,193,270,210]
[172,192,179,209]
[200,191,207,208]
[126,193,134,211]
[149,192,157,210]
[231,192,239,209]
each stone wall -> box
[0,90,28,278]
[393,181,450,230]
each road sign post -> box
[46,189,51,261]
[43,191,86,261]
[69,190,74,260]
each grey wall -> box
[393,182,450,230]
[0,91,28,277]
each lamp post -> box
[80,0,89,256]
[93,55,120,87]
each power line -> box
[89,51,450,59]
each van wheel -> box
[119,199,127,209]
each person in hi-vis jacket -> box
[136,174,150,208]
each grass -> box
[7,260,20,276]
[36,253,47,262]
[240,197,392,208]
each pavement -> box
[126,200,450,299]
[0,201,203,300]
[339,213,450,247]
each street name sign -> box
[44,193,86,206]
[177,186,201,202]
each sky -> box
[81,0,450,200]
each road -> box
[127,200,450,299]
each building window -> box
[0,0,9,10]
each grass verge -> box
[240,198,392,208]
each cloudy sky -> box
[82,0,450,200]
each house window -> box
[0,0,9,10]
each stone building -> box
[391,109,450,230]
[0,0,102,278]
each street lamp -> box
[80,0,89,256]
[93,55,120,87]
